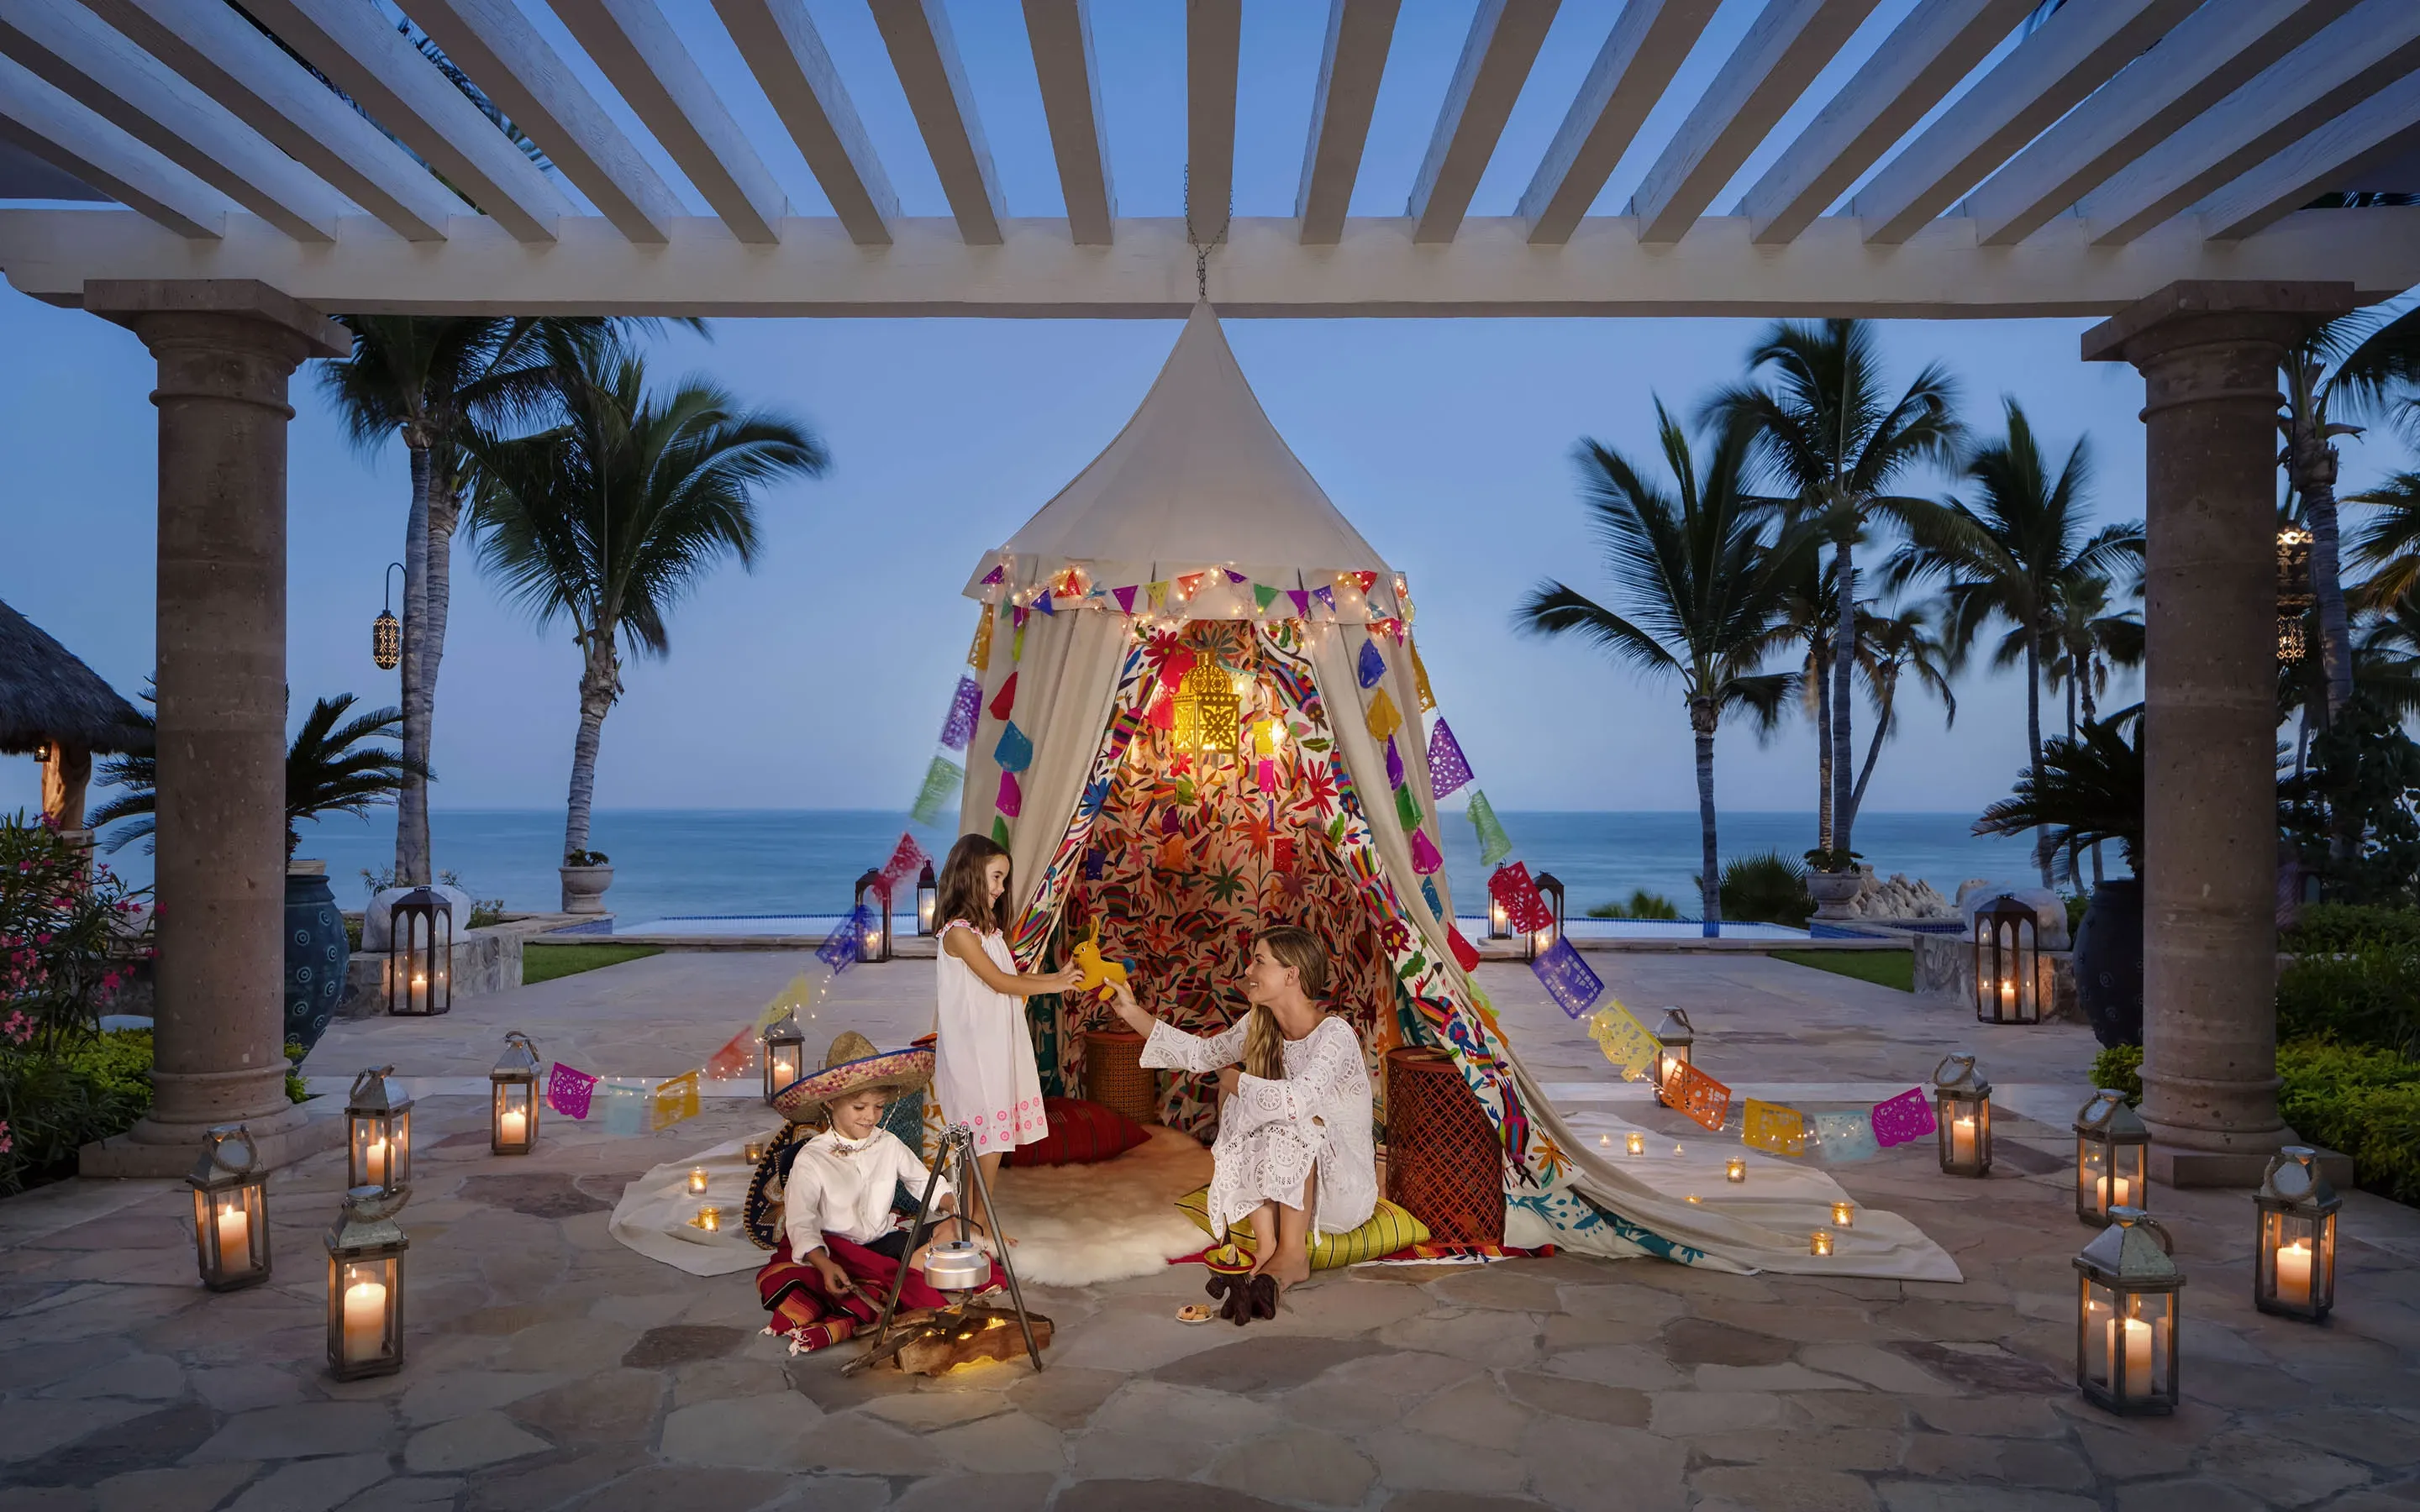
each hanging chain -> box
[1181,166,1232,303]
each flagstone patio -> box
[2,950,2415,1511]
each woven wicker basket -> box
[1082,1029,1160,1126]
[1382,1046,1503,1244]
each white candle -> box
[364,1138,387,1186]
[342,1276,387,1364]
[498,1109,527,1145]
[1952,1116,1977,1165]
[687,1167,709,1194]
[1999,977,2015,1009]
[772,1052,799,1084]
[2108,1315,2154,1397]
[2275,1238,2314,1305]
[1810,1231,1833,1257]
[2096,1173,2132,1210]
[216,1204,249,1273]
[1831,1202,1854,1228]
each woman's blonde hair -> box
[1242,926,1328,1081]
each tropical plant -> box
[2044,574,2143,738]
[88,692,427,859]
[1587,890,1681,921]
[1887,400,2142,883]
[465,344,829,866]
[2279,692,2420,908]
[1720,850,1813,927]
[0,814,149,1057]
[1975,705,2144,887]
[1516,402,1812,936]
[1705,318,1962,864]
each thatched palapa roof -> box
[0,599,150,756]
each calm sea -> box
[153,808,2047,924]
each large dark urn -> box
[284,863,350,1053]
[2072,877,2144,1049]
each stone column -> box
[79,281,349,1179]
[2084,281,2356,1188]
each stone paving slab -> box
[2,949,2413,1509]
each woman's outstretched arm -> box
[1111,981,1249,1074]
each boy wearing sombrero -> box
[751,1032,1002,1355]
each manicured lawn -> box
[522,942,663,985]
[1770,948,1913,993]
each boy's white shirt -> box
[782,1126,950,1257]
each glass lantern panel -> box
[2263,1210,2323,1311]
[492,1083,536,1152]
[349,1113,407,1192]
[2080,1276,2112,1390]
[767,1042,802,1091]
[331,1254,402,1373]
[2118,1291,2174,1406]
[194,1183,268,1284]
[2112,1142,2147,1210]
[2315,1211,2338,1310]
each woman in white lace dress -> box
[1104,926,1375,1315]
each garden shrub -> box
[2275,947,2420,1058]
[2282,902,2420,955]
[1721,851,1812,927]
[2091,1043,2143,1105]
[2275,1040,2420,1206]
[1588,890,1680,921]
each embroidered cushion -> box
[1002,1096,1150,1167]
[1175,1185,1431,1269]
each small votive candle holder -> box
[1811,1230,1834,1257]
[690,1205,723,1233]
[742,1138,770,1163]
[1724,1158,1747,1184]
[1832,1201,1855,1228]
[1598,1134,1610,1147]
[1626,1131,1646,1157]
[687,1167,709,1195]
[1686,1194,1702,1205]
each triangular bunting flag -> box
[1177,572,1205,599]
[1313,585,1335,612]
[993,721,1034,774]
[1113,585,1137,615]
[991,815,1012,848]
[1365,687,1402,743]
[910,756,963,826]
[1286,590,1309,617]
[1421,875,1443,918]
[988,672,1018,721]
[1253,584,1280,613]
[1148,581,1169,610]
[980,564,1004,585]
[1224,569,1248,584]
[1428,719,1472,799]
[1384,735,1404,788]
[1394,782,1421,831]
[997,769,1023,817]
[1446,924,1481,972]
[968,611,993,673]
[1357,638,1386,689]
[1468,790,1512,866]
[940,675,981,749]
[1410,637,1437,711]
[1409,828,1444,875]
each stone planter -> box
[284,860,348,1054]
[560,864,614,915]
[1807,870,1864,921]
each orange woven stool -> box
[1383,1046,1503,1244]
[1082,1029,1160,1126]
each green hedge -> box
[2283,902,2420,954]
[0,1029,154,1194]
[2275,947,2420,1058]
[2277,1041,2420,1206]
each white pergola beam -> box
[410,0,685,245]
[1023,0,1113,246]
[1632,0,1881,244]
[1517,0,1718,246]
[869,0,1004,246]
[0,56,223,239]
[546,0,786,246]
[239,0,572,244]
[2081,2,2420,247]
[0,0,345,243]
[1736,0,2033,247]
[713,0,896,247]
[82,0,456,244]
[1296,0,1399,246]
[1409,0,1559,244]
[1187,0,1239,244]
[2201,76,2420,243]
[1969,0,2359,247]
[8,209,2418,318]
[1851,0,2200,245]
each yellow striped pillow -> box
[1175,1185,1429,1269]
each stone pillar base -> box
[77,1098,345,1179]
[2149,1140,2353,1190]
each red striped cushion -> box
[1004,1096,1149,1167]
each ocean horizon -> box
[92,808,2049,926]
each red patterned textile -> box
[1004,1096,1150,1167]
[754,1234,999,1353]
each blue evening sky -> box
[2,1,2407,824]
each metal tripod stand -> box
[844,1122,1046,1375]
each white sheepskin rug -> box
[988,1124,1214,1288]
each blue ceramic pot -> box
[284,867,350,1053]
[2073,877,2144,1049]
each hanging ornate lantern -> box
[188,1125,271,1291]
[2277,524,2314,664]
[325,1186,408,1381]
[1651,1007,1694,1108]
[2253,1146,2340,1321]
[853,869,892,964]
[386,887,452,1016]
[2075,1089,2149,1226]
[1171,661,1241,758]
[762,1011,806,1105]
[1972,895,2039,1025]
[1531,871,1565,961]
[1933,1052,1992,1178]
[371,561,402,671]
[490,1032,541,1155]
[916,860,939,936]
[345,1067,412,1198]
[2074,1206,2184,1416]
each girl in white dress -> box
[1105,925,1375,1316]
[933,835,1083,1242]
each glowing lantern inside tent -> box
[1172,662,1241,758]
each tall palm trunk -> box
[2025,634,2051,887]
[1849,680,1895,818]
[415,476,462,878]
[1692,701,1720,939]
[2291,423,2354,720]
[396,440,433,885]
[1812,634,1833,850]
[1831,537,1858,850]
[563,625,618,858]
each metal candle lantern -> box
[1486,894,1512,939]
[2075,1089,2149,1226]
[2254,1147,2340,1321]
[1171,660,1241,759]
[1933,1052,1993,1178]
[854,869,892,964]
[1530,871,1565,961]
[325,1186,408,1381]
[916,861,938,935]
[489,1031,541,1155]
[371,561,402,671]
[345,1067,412,1197]
[188,1124,271,1291]
[762,1011,806,1105]
[386,887,452,1016]
[2277,524,2314,664]
[1972,895,2040,1025]
[1651,1007,1694,1108]
[2074,1206,2183,1416]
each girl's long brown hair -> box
[1242,926,1328,1081]
[935,834,1013,934]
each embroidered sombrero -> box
[770,1030,934,1123]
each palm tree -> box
[1977,706,2144,888]
[464,345,829,865]
[1704,319,1961,866]
[1886,400,2142,884]
[2043,575,2144,883]
[1846,606,1957,823]
[1516,402,1812,937]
